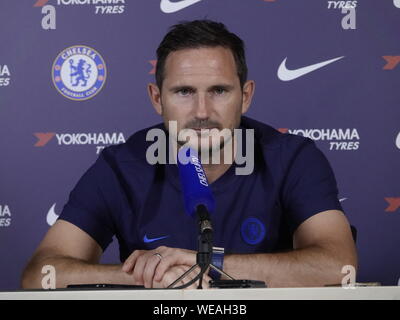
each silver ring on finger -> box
[153,253,163,261]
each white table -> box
[0,286,399,300]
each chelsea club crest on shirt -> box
[52,45,106,101]
[241,217,266,245]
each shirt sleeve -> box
[281,137,343,234]
[58,152,116,251]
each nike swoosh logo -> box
[277,56,344,81]
[47,203,59,226]
[143,234,170,243]
[339,198,347,202]
[160,0,203,13]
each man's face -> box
[149,46,254,152]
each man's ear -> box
[147,83,162,115]
[241,80,255,114]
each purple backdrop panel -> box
[0,0,399,290]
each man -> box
[22,20,357,289]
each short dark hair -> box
[155,19,248,90]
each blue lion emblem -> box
[69,58,92,87]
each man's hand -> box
[152,265,211,289]
[122,246,200,288]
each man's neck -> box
[172,135,238,184]
[202,139,237,184]
[202,162,232,185]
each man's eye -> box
[177,88,192,96]
[214,88,226,95]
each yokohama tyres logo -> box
[278,128,360,151]
[34,132,126,154]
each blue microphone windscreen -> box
[177,147,216,217]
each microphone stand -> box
[167,205,235,289]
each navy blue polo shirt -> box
[59,116,342,262]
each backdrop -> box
[0,0,399,290]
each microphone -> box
[177,147,215,218]
[177,147,214,275]
[171,148,238,288]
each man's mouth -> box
[191,128,218,134]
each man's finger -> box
[122,250,142,273]
[143,253,163,288]
[154,250,196,281]
[153,255,176,282]
[132,252,153,285]
[164,265,192,289]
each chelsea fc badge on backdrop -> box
[52,45,106,101]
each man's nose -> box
[193,93,211,119]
